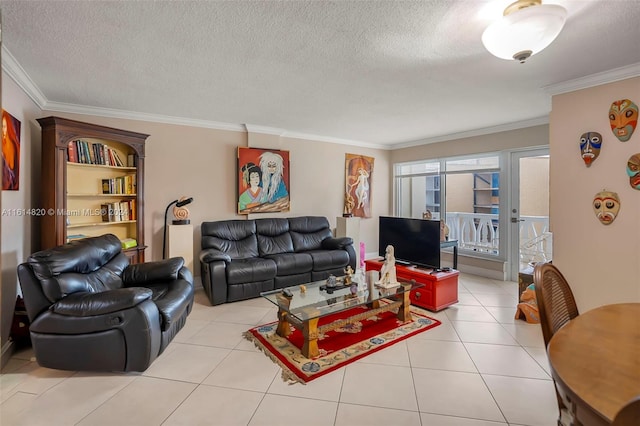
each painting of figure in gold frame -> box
[344,153,374,218]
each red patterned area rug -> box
[243,305,441,384]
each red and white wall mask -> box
[627,154,640,190]
[593,191,620,225]
[609,99,638,142]
[579,132,602,166]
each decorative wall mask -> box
[592,190,620,225]
[627,153,640,190]
[579,132,602,166]
[609,99,638,142]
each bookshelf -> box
[473,172,500,214]
[37,116,148,263]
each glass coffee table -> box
[261,278,423,358]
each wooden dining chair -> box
[533,262,580,348]
[533,262,580,426]
[612,395,640,426]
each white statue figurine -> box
[376,245,400,288]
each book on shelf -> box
[66,234,87,242]
[121,238,137,249]
[66,139,132,168]
[101,203,113,222]
[67,141,78,163]
[130,199,136,220]
[113,151,124,167]
[88,142,96,164]
[80,140,90,164]
[120,201,130,221]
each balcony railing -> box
[445,213,551,268]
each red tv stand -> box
[365,259,459,311]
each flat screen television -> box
[379,216,441,269]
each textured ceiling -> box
[1,0,640,148]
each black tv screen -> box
[379,216,441,269]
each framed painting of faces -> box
[237,147,290,214]
[344,153,374,218]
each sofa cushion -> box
[264,252,313,276]
[307,249,350,271]
[226,257,277,285]
[256,218,294,256]
[289,217,332,252]
[201,220,259,259]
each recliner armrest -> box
[122,257,185,285]
[322,237,353,250]
[52,288,153,316]
[200,248,232,263]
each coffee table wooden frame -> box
[270,282,415,359]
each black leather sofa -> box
[200,216,356,305]
[17,234,194,372]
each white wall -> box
[550,76,640,311]
[1,71,42,360]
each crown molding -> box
[543,62,640,95]
[1,46,48,108]
[281,130,387,150]
[243,124,385,149]
[243,124,285,136]
[44,101,246,132]
[393,116,549,149]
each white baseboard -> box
[456,264,507,281]
[1,340,15,369]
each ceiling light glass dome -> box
[482,0,568,63]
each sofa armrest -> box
[200,258,229,306]
[122,257,184,286]
[322,236,353,250]
[200,248,232,263]
[52,288,153,316]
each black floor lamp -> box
[163,197,194,259]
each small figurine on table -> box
[376,245,400,288]
[344,265,354,284]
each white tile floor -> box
[1,273,559,425]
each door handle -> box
[511,217,524,223]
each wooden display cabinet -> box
[365,259,459,311]
[37,116,148,263]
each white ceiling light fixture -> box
[482,0,567,63]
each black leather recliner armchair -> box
[17,234,194,372]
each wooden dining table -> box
[547,303,640,424]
